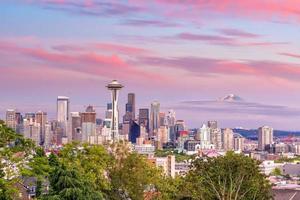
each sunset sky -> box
[1,0,300,130]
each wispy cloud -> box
[173,32,288,47]
[136,56,300,81]
[120,19,180,27]
[216,28,260,38]
[52,42,150,55]
[177,100,300,116]
[25,0,144,17]
[0,41,163,82]
[280,52,300,59]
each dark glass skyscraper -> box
[138,108,149,133]
[123,93,135,123]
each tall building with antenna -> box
[106,80,123,142]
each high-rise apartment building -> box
[258,126,273,151]
[106,80,123,142]
[150,101,160,136]
[223,128,234,151]
[198,124,211,149]
[24,113,35,122]
[234,135,245,151]
[210,128,222,150]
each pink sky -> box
[1,0,300,130]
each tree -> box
[271,168,282,176]
[43,164,103,200]
[0,122,35,199]
[179,152,272,200]
[0,162,16,200]
[109,153,163,200]
[58,143,112,195]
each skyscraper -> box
[222,128,234,151]
[70,112,82,142]
[258,126,273,151]
[166,110,176,126]
[44,123,52,148]
[23,119,40,146]
[106,80,123,142]
[35,111,47,145]
[234,135,245,152]
[6,109,17,131]
[174,120,185,140]
[150,101,160,136]
[198,124,211,149]
[57,96,70,122]
[138,108,149,133]
[129,121,140,144]
[207,121,218,129]
[127,93,135,119]
[123,93,136,123]
[81,105,96,143]
[159,112,166,127]
[15,112,23,134]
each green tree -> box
[179,152,272,200]
[58,143,112,194]
[271,168,282,176]
[0,122,36,199]
[44,164,103,200]
[109,152,163,200]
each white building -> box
[23,119,40,146]
[134,144,155,155]
[199,124,212,149]
[223,128,234,151]
[44,123,52,148]
[57,96,70,122]
[259,160,283,175]
[258,126,273,151]
[154,155,176,178]
[234,135,245,152]
[150,101,160,136]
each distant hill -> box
[232,128,300,140]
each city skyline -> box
[1,1,300,129]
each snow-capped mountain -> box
[218,94,243,102]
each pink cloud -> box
[153,0,300,22]
[137,56,300,82]
[52,42,150,55]
[20,0,300,26]
[216,28,260,38]
[0,41,165,82]
[176,32,238,45]
[174,32,288,47]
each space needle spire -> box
[106,80,123,142]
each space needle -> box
[106,80,123,142]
